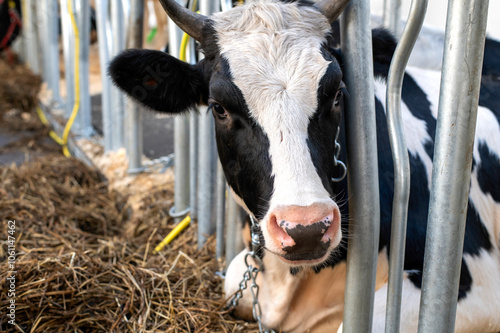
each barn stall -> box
[0,0,492,332]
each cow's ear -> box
[108,49,207,113]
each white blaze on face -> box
[213,0,334,213]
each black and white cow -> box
[109,0,500,331]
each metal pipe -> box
[125,0,144,172]
[384,0,427,332]
[197,112,216,247]
[216,161,226,260]
[188,3,198,220]
[340,0,380,331]
[60,0,76,118]
[75,0,93,137]
[383,0,402,37]
[23,0,40,74]
[95,0,114,151]
[45,0,62,106]
[417,0,490,332]
[189,114,199,220]
[38,1,50,93]
[197,0,219,249]
[169,1,191,223]
[225,193,245,267]
[111,0,126,149]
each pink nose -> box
[268,203,341,261]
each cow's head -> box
[109,0,350,266]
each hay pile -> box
[0,156,258,332]
[0,56,43,131]
[0,56,258,332]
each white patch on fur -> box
[212,0,334,216]
[405,66,441,119]
[454,250,500,332]
[473,105,500,164]
[372,274,422,333]
[469,169,500,249]
[373,78,433,187]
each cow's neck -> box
[258,253,303,328]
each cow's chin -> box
[275,250,333,266]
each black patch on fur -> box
[211,58,274,220]
[479,76,500,129]
[463,201,493,255]
[483,37,500,78]
[308,54,344,197]
[290,267,302,275]
[476,143,500,203]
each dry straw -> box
[0,55,259,333]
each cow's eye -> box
[334,90,343,106]
[211,103,228,119]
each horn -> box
[158,0,209,42]
[314,0,351,23]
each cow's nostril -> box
[268,215,296,248]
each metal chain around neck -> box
[332,125,347,182]
[226,215,275,333]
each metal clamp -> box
[169,205,191,218]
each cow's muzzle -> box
[267,203,341,263]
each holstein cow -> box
[109,0,500,331]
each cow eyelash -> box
[334,90,343,106]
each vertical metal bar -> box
[384,0,428,332]
[23,0,40,74]
[75,0,93,137]
[216,161,226,260]
[189,38,199,220]
[169,2,190,223]
[44,0,62,106]
[340,0,380,331]
[225,193,245,267]
[38,1,50,87]
[173,113,191,222]
[383,0,402,37]
[60,0,76,118]
[197,0,219,249]
[95,0,114,151]
[190,115,199,220]
[125,0,144,171]
[111,0,126,149]
[417,0,489,332]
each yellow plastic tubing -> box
[37,0,81,157]
[153,215,192,254]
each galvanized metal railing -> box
[383,0,402,37]
[340,0,380,331]
[417,0,490,331]
[125,0,145,172]
[384,0,427,331]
